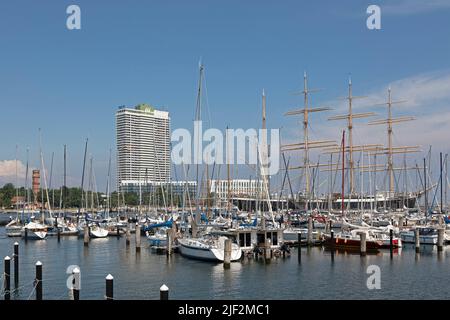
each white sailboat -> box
[178,236,242,262]
[22,221,47,240]
[89,224,109,238]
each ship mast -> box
[328,77,375,195]
[283,72,334,210]
[368,87,417,195]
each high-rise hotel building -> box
[116,104,170,192]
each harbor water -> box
[0,226,449,300]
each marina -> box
[1,223,450,300]
[1,1,450,307]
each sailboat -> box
[178,236,242,262]
[6,146,23,237]
[21,221,48,240]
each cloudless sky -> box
[1,0,450,190]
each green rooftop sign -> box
[135,103,155,113]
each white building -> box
[210,179,265,200]
[116,104,170,191]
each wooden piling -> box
[72,267,80,300]
[398,217,403,231]
[35,261,42,300]
[438,228,444,252]
[126,223,131,246]
[223,238,231,269]
[24,228,28,242]
[105,274,113,300]
[160,284,169,300]
[83,226,89,247]
[330,230,335,262]
[265,238,272,260]
[359,232,366,256]
[297,233,301,263]
[13,242,19,287]
[307,217,313,246]
[390,229,394,258]
[166,230,172,256]
[56,217,61,242]
[135,224,141,253]
[4,256,11,300]
[415,228,420,253]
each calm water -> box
[0,226,449,300]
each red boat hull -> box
[324,236,383,250]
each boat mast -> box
[424,157,427,216]
[79,138,88,217]
[63,145,66,213]
[368,87,416,197]
[23,147,30,222]
[195,62,204,215]
[283,72,333,210]
[440,152,443,214]
[329,77,373,195]
[341,130,345,217]
[15,145,19,220]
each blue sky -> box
[1,0,450,191]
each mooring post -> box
[330,230,335,262]
[83,225,89,247]
[166,229,172,256]
[297,233,302,263]
[415,228,420,253]
[307,217,313,246]
[135,224,141,253]
[35,261,42,300]
[4,256,11,300]
[13,242,19,287]
[24,228,28,242]
[224,238,231,269]
[56,217,61,242]
[160,284,169,300]
[116,226,120,237]
[398,217,403,231]
[72,267,80,300]
[438,228,444,252]
[390,229,394,258]
[359,232,366,256]
[126,223,131,246]
[105,274,113,300]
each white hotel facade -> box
[116,104,171,192]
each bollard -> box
[438,228,444,252]
[72,268,80,300]
[415,228,420,253]
[390,229,394,257]
[126,223,131,246]
[166,230,172,256]
[398,217,403,231]
[4,256,11,300]
[330,230,335,262]
[84,226,89,247]
[135,224,141,253]
[13,242,19,287]
[264,238,272,260]
[359,232,366,256]
[35,261,42,300]
[56,217,61,242]
[160,284,169,300]
[105,274,113,300]
[307,217,313,246]
[223,239,231,269]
